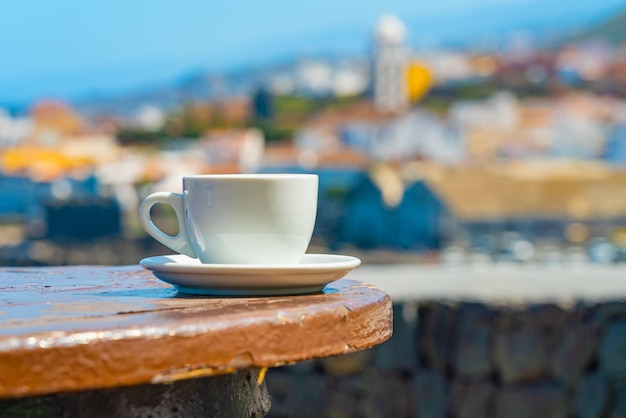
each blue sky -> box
[0,0,624,105]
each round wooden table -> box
[0,265,392,417]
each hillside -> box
[573,7,626,43]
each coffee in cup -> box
[139,174,318,264]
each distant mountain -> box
[73,56,366,119]
[74,67,275,118]
[572,7,626,43]
[71,4,626,118]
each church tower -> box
[372,15,410,113]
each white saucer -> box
[139,254,361,296]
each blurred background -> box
[1,0,626,267]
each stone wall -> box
[266,301,626,418]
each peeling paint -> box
[151,365,236,384]
[256,367,268,385]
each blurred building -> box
[372,15,410,113]
[340,110,465,163]
[133,105,166,131]
[43,197,121,241]
[293,100,465,164]
[339,166,445,250]
[604,123,626,164]
[252,87,275,120]
[200,128,265,173]
[0,109,32,148]
[29,101,85,144]
[281,161,626,253]
[449,92,624,162]
[266,58,369,98]
[425,161,626,249]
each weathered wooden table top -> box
[0,265,392,398]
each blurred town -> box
[2,11,626,267]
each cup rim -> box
[183,173,318,180]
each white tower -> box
[372,15,409,113]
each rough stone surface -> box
[599,321,626,377]
[361,373,415,418]
[319,350,373,376]
[454,316,492,376]
[612,384,626,418]
[449,379,494,418]
[413,369,448,418]
[522,304,569,331]
[494,329,546,383]
[419,304,454,371]
[549,325,597,385]
[266,373,325,418]
[265,300,626,417]
[573,373,609,418]
[373,303,418,372]
[326,388,359,418]
[591,302,626,326]
[0,369,271,418]
[494,383,568,418]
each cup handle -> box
[139,192,197,258]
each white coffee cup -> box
[139,174,318,264]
